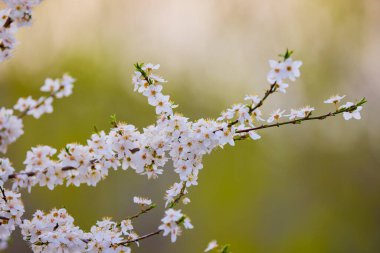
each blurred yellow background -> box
[0,0,379,252]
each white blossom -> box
[324,94,346,104]
[340,102,362,120]
[133,196,152,206]
[0,107,24,153]
[159,208,192,243]
[267,109,286,123]
[205,240,218,252]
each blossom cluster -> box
[0,0,43,61]
[158,208,193,243]
[20,208,136,253]
[14,74,75,119]
[133,63,177,116]
[0,50,366,252]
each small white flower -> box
[267,109,286,123]
[205,240,218,252]
[275,80,289,94]
[324,94,346,104]
[182,197,191,205]
[340,102,362,120]
[299,106,315,117]
[282,58,302,81]
[267,60,284,83]
[287,109,301,120]
[14,96,36,112]
[41,78,60,93]
[133,196,152,206]
[244,95,261,105]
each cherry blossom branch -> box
[7,166,77,180]
[235,98,367,136]
[6,148,140,181]
[0,47,367,252]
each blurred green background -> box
[0,0,379,252]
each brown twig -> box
[0,216,9,221]
[127,204,156,220]
[120,230,162,246]
[0,186,7,203]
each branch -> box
[6,149,140,181]
[168,182,187,208]
[249,82,278,114]
[235,98,367,135]
[120,229,162,246]
[127,204,156,220]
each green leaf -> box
[93,125,99,135]
[279,49,294,60]
[110,114,118,128]
[64,145,71,156]
[219,244,231,253]
[357,97,367,107]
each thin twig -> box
[235,99,366,135]
[168,182,186,208]
[0,186,7,203]
[249,82,278,114]
[127,204,156,220]
[120,230,162,246]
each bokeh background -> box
[0,0,379,252]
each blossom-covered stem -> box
[7,166,77,180]
[168,182,186,208]
[236,98,367,136]
[17,91,58,118]
[127,204,156,220]
[121,230,162,245]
